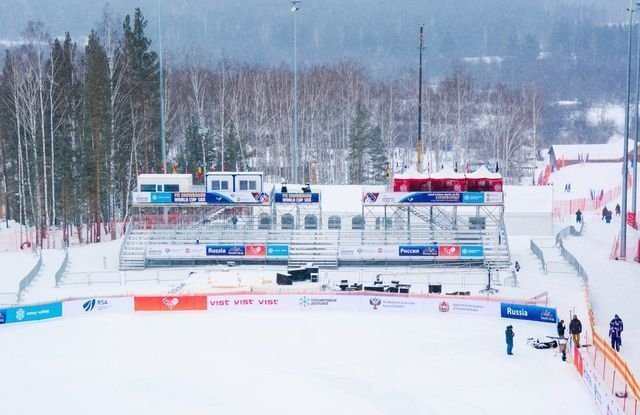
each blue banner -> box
[398,245,438,257]
[500,303,557,324]
[460,245,484,257]
[150,192,174,203]
[0,309,6,324]
[205,245,246,256]
[399,192,461,204]
[5,302,63,324]
[205,192,236,204]
[274,193,320,203]
[461,192,485,204]
[267,245,289,257]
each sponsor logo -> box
[438,245,461,258]
[15,308,25,321]
[81,298,112,313]
[439,301,450,312]
[253,192,270,203]
[298,296,337,307]
[83,299,96,312]
[162,297,180,310]
[266,245,289,257]
[460,245,484,257]
[208,298,279,307]
[461,193,485,204]
[173,192,206,203]
[245,244,266,257]
[0,309,5,324]
[275,193,319,204]
[206,245,246,256]
[363,192,379,203]
[500,302,557,323]
[369,298,381,310]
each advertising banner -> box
[131,192,151,204]
[286,294,360,311]
[360,296,424,313]
[438,245,461,258]
[150,192,174,203]
[63,297,134,317]
[461,193,485,204]
[266,245,289,257]
[207,295,282,311]
[398,245,438,257]
[205,192,269,204]
[339,245,390,260]
[579,356,624,415]
[205,245,246,256]
[460,245,484,258]
[245,244,267,257]
[500,303,557,323]
[427,298,500,316]
[146,245,206,259]
[399,192,462,204]
[0,309,6,324]
[274,193,320,203]
[173,192,207,203]
[484,192,504,204]
[134,296,207,311]
[5,302,63,323]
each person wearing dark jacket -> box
[609,314,624,351]
[575,209,582,224]
[569,315,582,347]
[557,319,566,338]
[505,325,515,355]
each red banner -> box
[134,296,207,311]
[438,245,461,258]
[245,244,267,257]
[573,345,583,376]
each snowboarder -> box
[514,261,521,272]
[569,315,582,347]
[602,207,608,221]
[575,209,582,224]
[505,325,515,355]
[609,314,624,351]
[557,319,566,338]
[615,204,621,216]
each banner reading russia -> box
[500,302,557,324]
[134,296,207,311]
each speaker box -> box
[276,273,292,285]
[428,284,442,294]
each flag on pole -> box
[172,164,177,174]
[197,166,203,180]
[495,161,499,173]
[454,161,458,172]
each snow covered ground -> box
[1,310,593,415]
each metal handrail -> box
[17,250,43,304]
[55,248,69,287]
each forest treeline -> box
[0,8,543,244]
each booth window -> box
[163,184,179,192]
[239,180,257,191]
[211,180,229,191]
[328,215,341,230]
[140,184,157,192]
[281,214,295,230]
[352,216,365,230]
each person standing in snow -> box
[575,209,582,224]
[505,325,515,355]
[557,319,566,338]
[609,314,624,351]
[615,204,621,216]
[569,315,582,347]
[602,207,608,221]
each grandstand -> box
[119,170,511,271]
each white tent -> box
[466,165,501,179]
[429,166,465,179]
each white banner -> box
[359,295,424,313]
[131,192,151,204]
[147,244,206,258]
[424,298,500,316]
[207,295,283,311]
[63,297,134,317]
[580,353,624,415]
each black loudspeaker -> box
[310,273,319,283]
[277,273,292,285]
[428,284,442,294]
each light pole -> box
[291,0,301,183]
[621,0,635,260]
[158,0,167,175]
[634,0,640,223]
